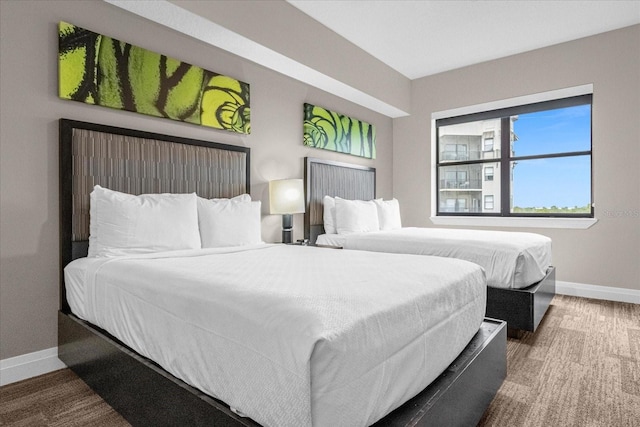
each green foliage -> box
[512,204,591,214]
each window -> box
[444,198,467,213]
[436,94,592,218]
[484,166,494,181]
[442,143,469,161]
[483,131,494,151]
[443,170,467,188]
[484,195,494,210]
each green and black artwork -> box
[303,103,375,159]
[58,22,250,134]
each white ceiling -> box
[107,0,640,117]
[288,0,640,79]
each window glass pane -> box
[439,119,501,163]
[438,164,499,213]
[511,156,591,214]
[484,195,494,210]
[484,166,494,181]
[512,104,591,157]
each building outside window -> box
[435,94,592,218]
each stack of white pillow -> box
[323,195,402,235]
[88,185,262,257]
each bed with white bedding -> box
[58,119,507,427]
[65,244,487,427]
[316,227,552,289]
[305,157,556,333]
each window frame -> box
[435,94,593,220]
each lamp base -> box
[282,214,293,244]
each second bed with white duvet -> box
[317,227,552,289]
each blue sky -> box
[511,104,591,208]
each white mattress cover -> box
[64,244,486,427]
[316,227,552,289]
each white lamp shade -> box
[269,179,305,214]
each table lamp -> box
[269,179,305,243]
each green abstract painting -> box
[58,22,250,134]
[303,103,376,159]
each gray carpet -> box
[479,295,640,426]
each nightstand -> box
[287,239,311,246]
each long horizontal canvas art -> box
[58,22,250,134]
[303,103,376,159]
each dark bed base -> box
[373,318,506,426]
[486,266,556,334]
[57,312,255,426]
[58,312,506,427]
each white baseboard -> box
[0,347,66,386]
[556,281,640,304]
[1,282,637,387]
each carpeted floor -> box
[0,369,128,427]
[1,295,639,426]
[478,295,640,427]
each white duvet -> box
[65,244,486,427]
[316,227,552,289]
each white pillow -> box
[88,186,201,257]
[375,199,402,230]
[323,195,337,234]
[335,197,380,235]
[198,197,262,247]
[210,194,251,203]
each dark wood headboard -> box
[304,157,376,244]
[59,119,250,312]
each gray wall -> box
[394,25,640,291]
[0,0,393,359]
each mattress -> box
[64,244,486,427]
[316,227,552,289]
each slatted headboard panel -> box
[59,119,250,311]
[304,157,375,243]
